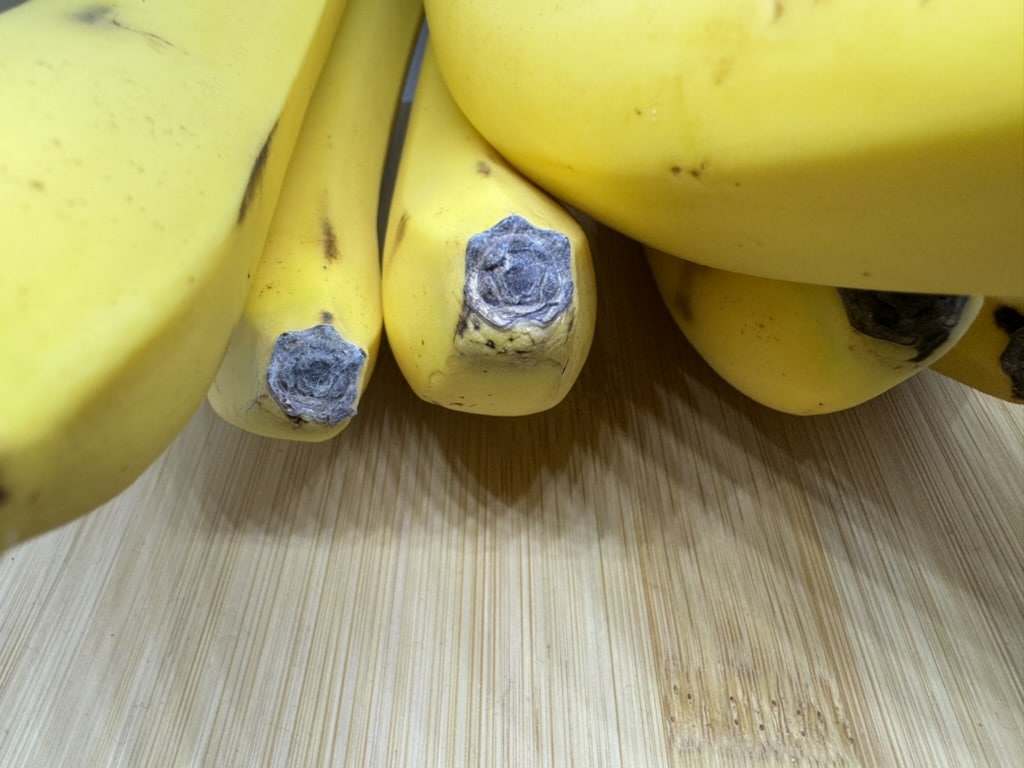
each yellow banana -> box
[424,0,1024,296]
[0,0,347,546]
[930,297,1024,403]
[207,0,423,441]
[381,41,597,417]
[646,248,983,415]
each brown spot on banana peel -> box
[321,216,339,261]
[837,289,971,362]
[72,5,174,47]
[237,122,277,223]
[392,212,409,250]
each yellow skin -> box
[208,0,424,441]
[381,43,597,417]
[930,297,1024,403]
[0,0,348,546]
[424,0,1024,296]
[647,248,983,415]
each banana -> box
[424,0,1024,296]
[207,0,423,441]
[646,248,983,415]
[381,40,597,417]
[0,0,348,546]
[929,297,1024,403]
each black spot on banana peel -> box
[237,122,277,223]
[266,324,366,426]
[837,289,970,362]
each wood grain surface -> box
[1,229,1022,767]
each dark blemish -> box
[237,122,276,223]
[73,5,173,47]
[689,162,708,180]
[1000,329,1024,399]
[266,324,366,426]
[0,485,8,506]
[393,212,409,249]
[320,310,333,324]
[838,289,970,362]
[476,160,491,176]
[773,0,784,20]
[321,217,339,261]
[110,17,173,47]
[485,339,496,349]
[993,304,1024,334]
[634,107,643,116]
[993,306,1024,398]
[29,179,45,191]
[714,58,735,85]
[670,166,682,176]
[71,5,113,23]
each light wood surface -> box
[1,231,1022,767]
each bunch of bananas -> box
[1,0,1021,545]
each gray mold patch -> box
[267,324,366,426]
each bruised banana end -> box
[207,0,423,441]
[930,297,1024,403]
[646,248,983,415]
[425,0,1023,296]
[382,43,596,417]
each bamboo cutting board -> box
[1,229,1022,767]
